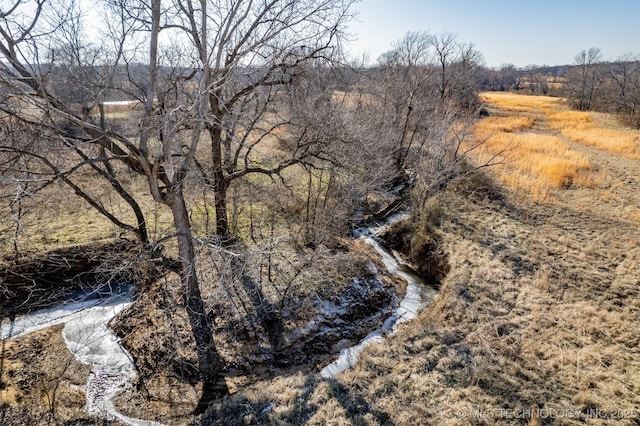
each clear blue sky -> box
[347,0,640,67]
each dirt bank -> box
[1,228,416,425]
[108,236,409,424]
[0,240,154,319]
[0,325,104,425]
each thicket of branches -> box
[0,0,486,409]
[565,48,640,127]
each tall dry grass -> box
[547,111,640,160]
[481,92,563,114]
[473,95,594,199]
[482,92,640,160]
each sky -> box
[346,0,640,67]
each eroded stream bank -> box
[1,213,444,424]
[320,216,438,378]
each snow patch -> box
[320,214,438,379]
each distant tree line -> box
[479,49,640,128]
[565,48,640,128]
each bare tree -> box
[315,33,497,289]
[604,54,640,127]
[325,31,489,231]
[564,49,640,127]
[375,31,438,173]
[0,0,355,410]
[359,31,483,179]
[449,41,483,108]
[482,63,520,92]
[566,47,604,111]
[430,32,458,102]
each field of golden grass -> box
[473,92,640,206]
[476,93,640,201]
[546,110,640,160]
[473,93,599,200]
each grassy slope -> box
[202,94,640,425]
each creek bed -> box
[1,283,165,426]
[320,215,438,378]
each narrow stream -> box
[320,215,438,378]
[1,283,164,426]
[0,214,436,420]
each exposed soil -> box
[0,240,157,319]
[108,237,407,425]
[0,325,105,425]
[378,217,450,285]
[0,227,413,425]
[0,241,163,425]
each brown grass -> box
[0,169,178,256]
[481,92,564,113]
[195,178,640,424]
[473,97,594,199]
[195,178,640,425]
[192,93,640,425]
[547,111,640,160]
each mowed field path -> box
[522,97,640,307]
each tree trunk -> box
[441,61,447,100]
[208,121,230,238]
[139,0,160,155]
[168,185,228,412]
[214,180,229,239]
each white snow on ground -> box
[0,286,129,339]
[1,284,166,426]
[101,100,140,106]
[320,215,438,379]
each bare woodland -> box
[0,0,486,415]
[1,0,639,424]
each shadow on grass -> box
[200,373,395,425]
[321,378,395,425]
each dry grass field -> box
[474,94,590,200]
[476,92,640,201]
[198,93,640,425]
[547,111,640,160]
